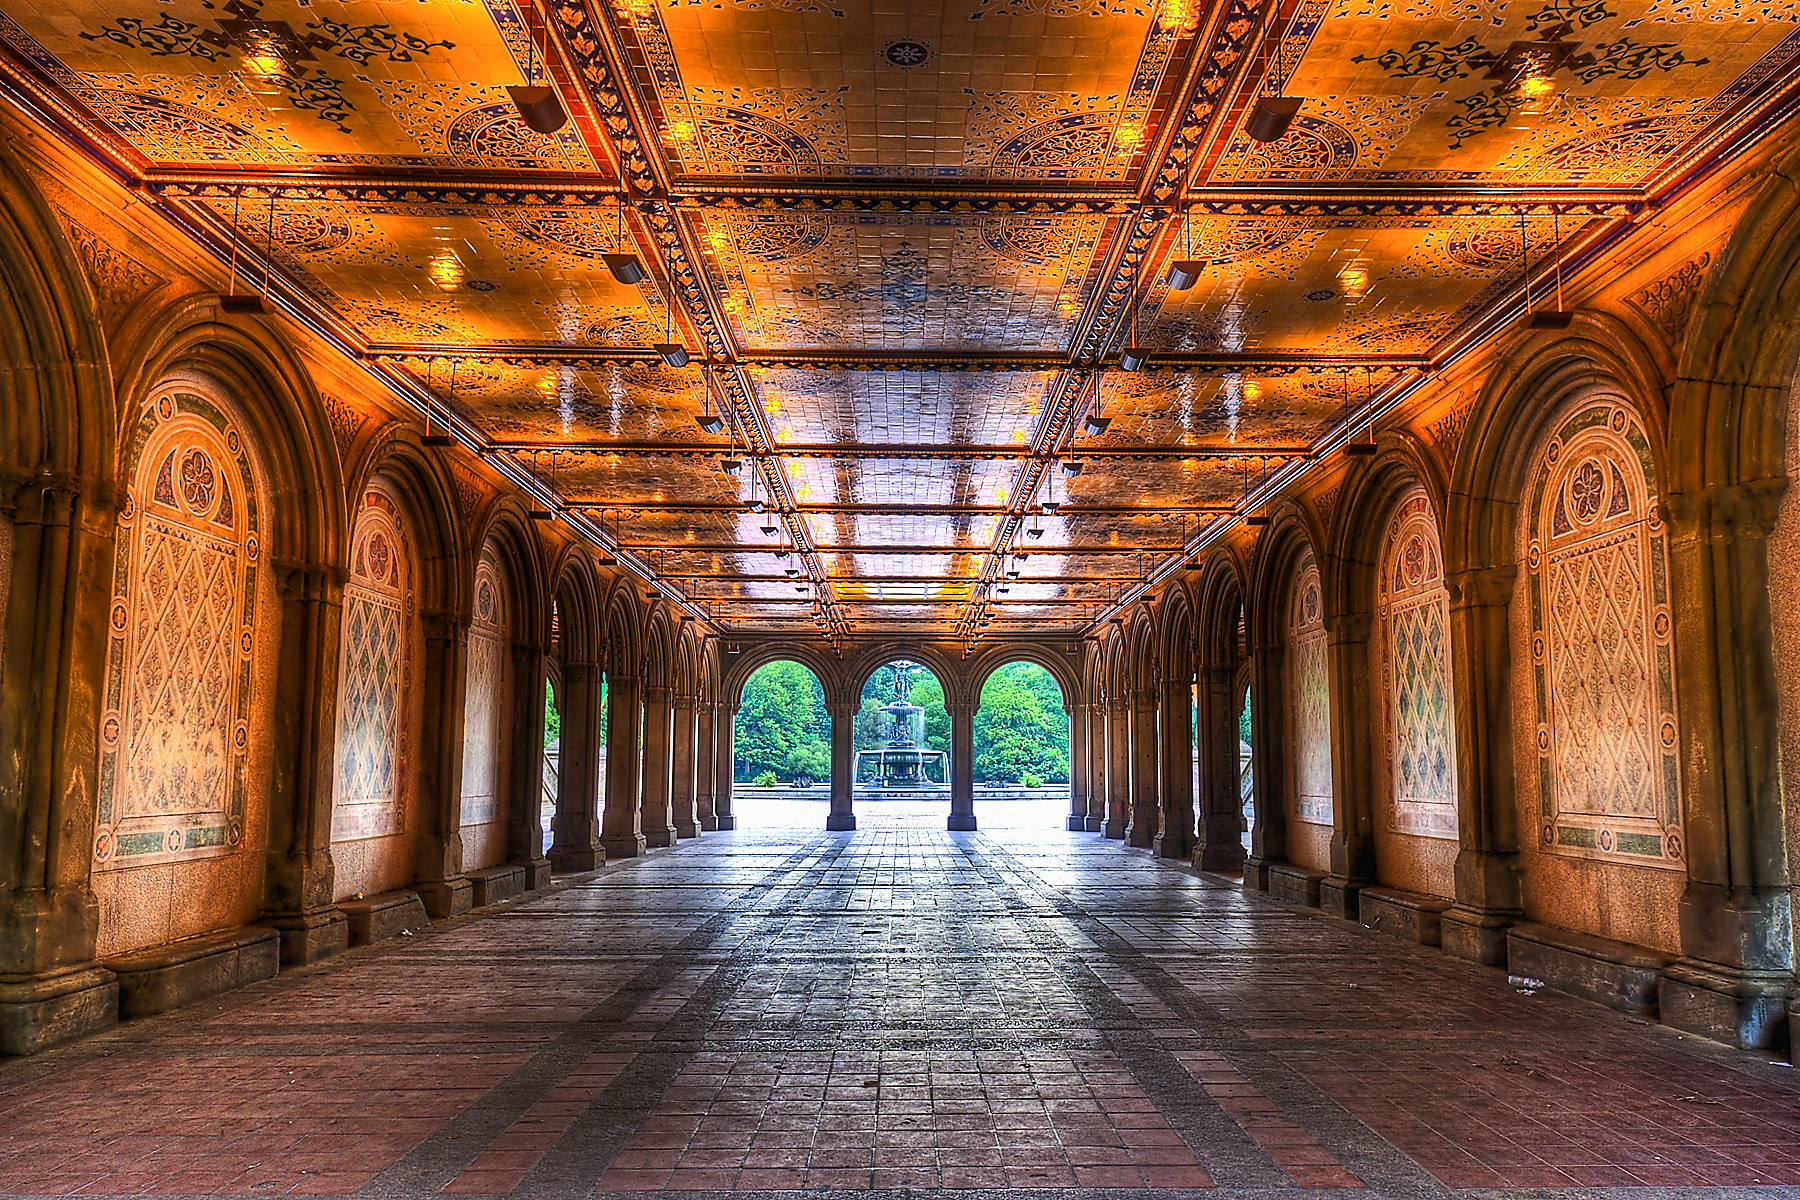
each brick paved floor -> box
[4,799,1800,1198]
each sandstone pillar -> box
[414,611,472,918]
[1321,610,1376,920]
[506,641,553,889]
[551,661,605,870]
[1066,699,1090,832]
[712,704,739,831]
[1103,698,1130,839]
[1126,686,1161,849]
[600,673,646,857]
[1243,644,1288,891]
[695,701,719,831]
[947,699,976,831]
[1153,678,1195,859]
[1192,661,1246,873]
[670,692,699,838]
[827,698,856,831]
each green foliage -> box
[597,674,608,747]
[753,770,779,787]
[734,660,830,782]
[1021,771,1044,789]
[1239,686,1253,746]
[854,662,949,782]
[973,661,1069,784]
[544,680,561,748]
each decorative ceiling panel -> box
[693,210,1117,352]
[1091,366,1404,447]
[752,369,1055,445]
[402,359,708,440]
[602,0,1203,181]
[1203,0,1800,189]
[1,0,605,173]
[782,456,1019,507]
[516,451,741,508]
[804,511,1003,547]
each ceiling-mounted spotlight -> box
[785,567,800,577]
[747,498,766,514]
[1084,412,1112,436]
[775,547,790,560]
[1245,512,1272,527]
[695,394,724,433]
[1060,460,1083,478]
[1166,260,1202,291]
[1026,526,1044,539]
[604,253,646,285]
[508,85,568,134]
[219,294,268,315]
[761,523,780,537]
[1042,501,1060,514]
[658,343,692,368]
[1247,95,1302,142]
[595,553,617,566]
[645,586,663,601]
[720,457,742,475]
[1118,346,1151,372]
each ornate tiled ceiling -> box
[3,0,1796,642]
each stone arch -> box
[721,641,844,710]
[844,644,965,710]
[1330,440,1459,901]
[91,380,278,957]
[965,643,1082,709]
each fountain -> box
[852,664,947,796]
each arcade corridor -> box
[3,819,1796,1198]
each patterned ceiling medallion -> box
[884,40,933,68]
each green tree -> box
[973,662,1069,784]
[544,680,561,748]
[734,660,830,782]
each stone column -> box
[1153,678,1195,859]
[1243,644,1288,892]
[1321,610,1376,920]
[1081,701,1103,833]
[1191,661,1247,873]
[827,698,856,831]
[1438,565,1521,964]
[947,699,977,831]
[670,692,699,838]
[1661,483,1793,1048]
[695,701,719,831]
[1104,698,1130,839]
[639,686,675,848]
[1127,687,1160,849]
[506,641,553,889]
[0,479,119,1054]
[1065,701,1090,832]
[551,661,605,870]
[414,611,473,918]
[712,704,739,830]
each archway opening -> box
[1238,682,1254,855]
[733,659,831,828]
[973,661,1070,829]
[851,659,949,828]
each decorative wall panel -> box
[1287,556,1333,826]
[1377,490,1457,838]
[333,484,415,842]
[95,393,261,869]
[461,547,510,829]
[1526,404,1682,868]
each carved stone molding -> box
[320,393,369,461]
[1312,484,1342,542]
[449,462,492,522]
[55,211,164,326]
[1628,252,1711,350]
[1428,401,1473,473]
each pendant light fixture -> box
[1246,1,1304,142]
[528,450,556,521]
[220,191,272,314]
[603,196,647,285]
[695,370,725,434]
[508,1,569,134]
[422,357,455,446]
[1084,376,1112,437]
[1119,260,1151,371]
[655,241,691,366]
[1167,206,1202,291]
[1529,207,1573,329]
[1344,366,1377,456]
[1245,457,1271,527]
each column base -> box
[1192,842,1245,874]
[675,821,700,838]
[269,908,349,966]
[1126,826,1156,850]
[599,834,644,859]
[1319,876,1366,920]
[551,843,605,871]
[1083,816,1102,833]
[522,857,552,890]
[947,812,977,832]
[1660,959,1790,1051]
[644,825,677,849]
[0,964,118,1056]
[1242,855,1275,892]
[417,876,474,919]
[1065,815,1088,832]
[1439,904,1517,967]
[713,815,738,831]
[1102,820,1126,840]
[1151,834,1190,859]
[698,815,720,832]
[826,812,857,831]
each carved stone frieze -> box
[55,211,164,326]
[1428,401,1473,474]
[450,462,491,521]
[1628,252,1711,350]
[320,393,370,461]
[1313,484,1342,542]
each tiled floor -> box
[4,798,1800,1199]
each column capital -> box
[1445,564,1516,610]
